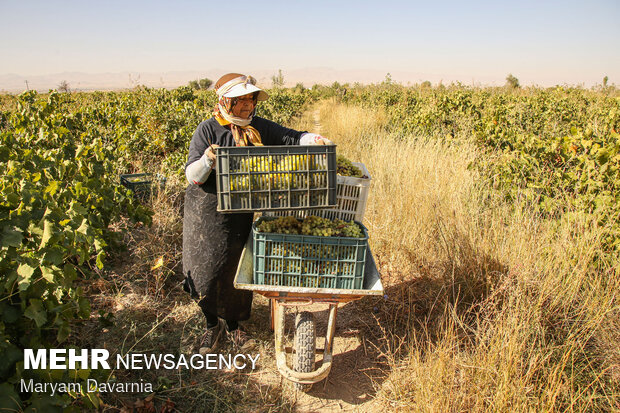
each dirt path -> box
[313,108,322,135]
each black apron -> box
[182,178,253,321]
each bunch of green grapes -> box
[337,155,363,178]
[257,215,301,234]
[332,219,365,238]
[258,216,364,238]
[301,215,334,237]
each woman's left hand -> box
[314,136,334,145]
[300,133,334,146]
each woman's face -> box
[231,93,257,119]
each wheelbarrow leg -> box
[269,299,276,332]
[324,303,338,357]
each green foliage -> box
[337,82,620,260]
[0,91,151,409]
[476,126,620,260]
[256,87,311,125]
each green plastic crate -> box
[252,217,368,290]
[120,173,166,199]
[216,145,337,212]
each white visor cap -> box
[219,77,269,101]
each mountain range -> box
[0,68,504,93]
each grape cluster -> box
[257,215,364,238]
[337,155,363,178]
[256,215,300,234]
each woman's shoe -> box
[198,320,222,355]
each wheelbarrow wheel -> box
[293,311,315,392]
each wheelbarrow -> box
[233,234,383,390]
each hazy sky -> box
[1,0,619,86]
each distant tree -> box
[383,73,393,85]
[188,78,212,90]
[58,80,70,93]
[603,76,609,88]
[271,69,284,88]
[421,80,432,88]
[505,74,520,89]
[294,82,305,93]
[198,78,212,89]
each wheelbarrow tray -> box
[234,233,383,299]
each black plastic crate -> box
[216,145,337,212]
[252,217,368,290]
[120,173,166,199]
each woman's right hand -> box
[205,144,220,162]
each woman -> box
[183,73,331,353]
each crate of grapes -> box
[120,173,166,199]
[267,158,370,222]
[216,145,337,212]
[252,216,368,290]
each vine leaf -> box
[1,227,23,247]
[24,299,47,327]
[40,220,53,249]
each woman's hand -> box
[299,133,334,146]
[205,144,220,162]
[314,136,334,145]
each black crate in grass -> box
[216,145,337,212]
[252,217,368,290]
[120,173,166,199]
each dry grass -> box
[318,101,620,412]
